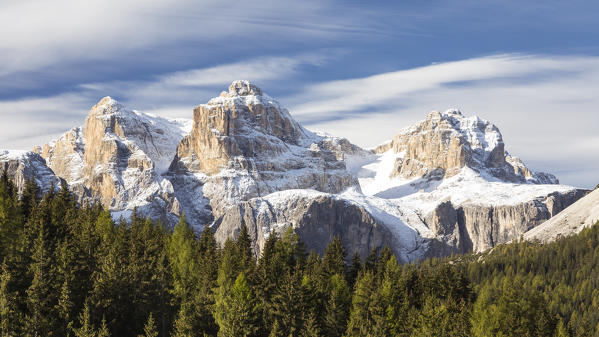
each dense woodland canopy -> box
[0,171,598,337]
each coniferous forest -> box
[1,172,599,337]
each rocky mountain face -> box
[424,188,586,254]
[523,187,599,242]
[0,150,61,194]
[212,190,397,260]
[168,81,360,222]
[0,81,587,261]
[375,109,558,184]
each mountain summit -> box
[0,81,587,260]
[375,109,557,184]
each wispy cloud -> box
[80,53,331,117]
[0,0,389,81]
[0,53,328,146]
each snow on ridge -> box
[87,97,192,175]
[0,149,30,159]
[249,188,431,261]
[524,188,599,242]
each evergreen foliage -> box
[0,174,598,336]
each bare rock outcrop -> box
[213,190,399,261]
[170,80,359,219]
[376,110,558,184]
[424,188,587,254]
[524,188,599,242]
[0,151,61,194]
[34,97,192,225]
[1,83,585,261]
[36,127,85,183]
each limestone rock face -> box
[376,110,558,184]
[37,127,85,183]
[213,190,400,261]
[424,188,587,254]
[174,81,311,174]
[0,151,61,194]
[171,80,359,219]
[524,188,599,242]
[34,97,192,225]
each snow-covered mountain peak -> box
[373,109,554,184]
[222,80,264,97]
[89,96,125,117]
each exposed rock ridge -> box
[213,190,400,261]
[523,187,599,242]
[376,109,557,184]
[0,82,586,262]
[35,127,85,183]
[170,80,360,219]
[0,151,61,194]
[425,188,587,254]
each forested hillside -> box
[0,172,597,336]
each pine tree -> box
[321,236,345,278]
[236,224,255,275]
[168,215,201,299]
[347,252,361,288]
[554,318,569,337]
[268,319,283,337]
[90,234,130,336]
[172,301,196,337]
[56,239,76,336]
[138,313,158,337]
[97,319,110,337]
[270,268,306,336]
[364,247,378,272]
[0,261,19,337]
[196,225,219,335]
[323,274,351,337]
[215,272,261,337]
[345,271,379,337]
[256,233,279,332]
[73,303,107,337]
[25,220,54,337]
[300,311,321,337]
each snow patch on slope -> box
[524,188,599,242]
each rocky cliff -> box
[169,80,360,219]
[524,187,599,242]
[212,190,402,261]
[0,150,61,194]
[425,188,587,254]
[375,110,558,184]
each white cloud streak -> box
[0,0,384,77]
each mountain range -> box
[0,80,589,261]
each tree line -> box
[0,171,597,336]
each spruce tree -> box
[0,261,19,337]
[168,215,200,299]
[73,303,104,337]
[347,252,361,288]
[215,273,261,337]
[25,220,54,337]
[323,274,351,337]
[300,311,321,337]
[321,236,345,278]
[138,313,158,337]
[236,224,255,275]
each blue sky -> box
[1,0,598,187]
